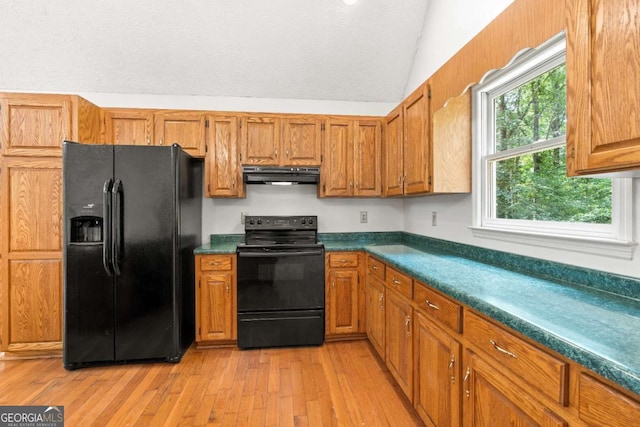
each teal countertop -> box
[195,232,640,396]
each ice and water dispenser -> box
[69,216,103,243]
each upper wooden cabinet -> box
[403,83,431,195]
[240,115,321,166]
[205,115,244,198]
[282,117,322,165]
[321,118,382,197]
[383,83,431,196]
[103,108,154,146]
[431,91,471,193]
[103,109,206,157]
[0,93,101,156]
[566,0,640,175]
[154,111,206,157]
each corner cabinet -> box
[566,0,640,175]
[321,118,382,197]
[383,82,431,196]
[325,252,365,339]
[365,256,386,358]
[195,254,237,345]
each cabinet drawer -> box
[200,255,234,271]
[328,252,359,268]
[385,267,412,299]
[464,310,569,405]
[367,256,385,281]
[413,281,462,333]
[579,373,640,427]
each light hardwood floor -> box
[0,340,423,426]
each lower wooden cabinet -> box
[365,270,386,359]
[195,254,236,344]
[414,312,462,427]
[325,252,365,338]
[386,288,414,400]
[462,350,567,427]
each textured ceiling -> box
[0,0,429,103]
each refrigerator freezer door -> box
[63,142,116,367]
[113,145,178,361]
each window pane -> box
[494,64,566,152]
[495,146,612,223]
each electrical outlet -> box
[432,211,437,226]
[360,211,368,223]
[241,212,248,224]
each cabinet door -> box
[386,289,414,400]
[0,94,71,157]
[205,116,243,197]
[463,350,567,427]
[321,119,353,196]
[403,83,430,194]
[199,272,235,341]
[103,109,154,146]
[1,158,63,352]
[566,0,640,175]
[240,116,281,165]
[366,274,386,359]
[384,106,404,196]
[155,111,206,157]
[327,269,359,335]
[415,312,461,427]
[354,120,382,196]
[282,117,322,166]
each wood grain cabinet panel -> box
[205,115,243,198]
[321,119,353,196]
[403,83,431,195]
[463,350,567,427]
[366,268,386,359]
[384,105,404,196]
[385,266,413,299]
[353,120,383,196]
[154,111,206,157]
[464,310,569,406]
[413,281,462,333]
[195,255,236,344]
[386,288,414,400]
[415,312,461,427]
[8,259,62,348]
[103,109,154,146]
[8,162,62,252]
[240,116,281,165]
[282,117,322,166]
[325,252,363,338]
[567,0,640,175]
[0,94,72,157]
[578,373,640,427]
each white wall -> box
[203,185,403,235]
[404,0,516,96]
[402,0,640,278]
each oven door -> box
[236,245,325,312]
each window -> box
[471,33,634,258]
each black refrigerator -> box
[62,141,202,370]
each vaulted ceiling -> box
[0,0,430,103]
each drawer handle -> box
[372,265,378,270]
[207,262,222,266]
[424,299,440,310]
[489,339,518,359]
[392,278,402,285]
[336,259,348,263]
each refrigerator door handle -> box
[112,178,124,276]
[102,178,114,276]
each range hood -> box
[242,166,320,185]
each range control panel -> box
[244,215,317,231]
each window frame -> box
[470,33,635,259]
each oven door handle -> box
[237,249,323,258]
